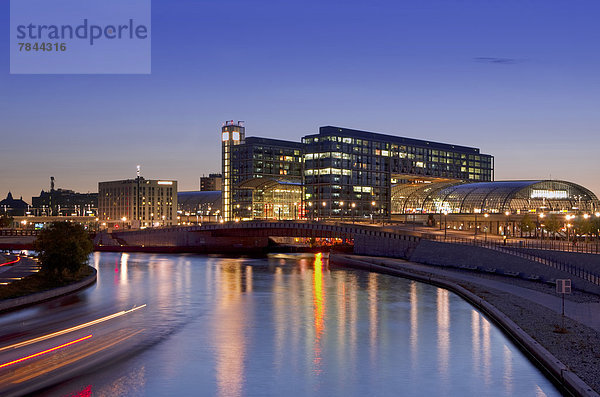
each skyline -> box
[2,0,600,200]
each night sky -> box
[2,0,599,202]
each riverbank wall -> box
[0,267,97,313]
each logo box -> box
[10,0,151,74]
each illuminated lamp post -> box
[340,201,344,222]
[484,213,489,242]
[371,201,376,224]
[121,217,127,230]
[504,210,510,237]
[322,201,327,221]
[351,202,356,224]
[538,213,545,240]
[308,202,313,221]
[443,211,448,239]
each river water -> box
[0,252,560,396]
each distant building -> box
[0,192,29,216]
[31,188,97,216]
[200,173,222,191]
[177,191,222,223]
[98,177,177,229]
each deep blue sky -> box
[2,0,600,201]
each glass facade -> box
[222,123,303,221]
[391,180,600,214]
[222,121,245,221]
[302,126,494,219]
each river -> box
[0,252,560,396]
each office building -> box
[200,173,222,191]
[221,121,303,221]
[303,126,494,219]
[98,177,177,228]
[221,122,495,221]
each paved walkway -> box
[0,255,41,283]
[372,257,600,333]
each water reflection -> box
[0,253,561,397]
[368,273,378,363]
[214,260,252,397]
[504,344,513,395]
[120,253,129,285]
[437,289,450,381]
[312,253,325,375]
[409,282,418,365]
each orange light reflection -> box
[313,253,325,374]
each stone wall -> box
[353,233,419,259]
[408,240,600,294]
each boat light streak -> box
[0,304,146,353]
[0,335,92,369]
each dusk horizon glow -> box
[2,0,599,201]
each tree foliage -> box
[0,215,13,228]
[519,214,535,237]
[34,222,93,278]
[544,215,562,239]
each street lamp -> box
[443,211,448,239]
[351,202,356,223]
[121,217,127,230]
[484,213,489,241]
[505,210,510,237]
[340,201,344,222]
[371,201,376,224]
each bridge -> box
[96,221,423,257]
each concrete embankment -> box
[407,240,600,295]
[0,267,97,313]
[330,254,600,397]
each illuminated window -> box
[222,132,229,141]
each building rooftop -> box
[244,136,304,149]
[305,126,486,154]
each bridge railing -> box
[0,229,39,237]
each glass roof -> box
[391,180,600,214]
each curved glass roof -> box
[391,180,600,214]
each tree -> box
[544,215,562,240]
[591,217,600,239]
[573,217,591,238]
[519,214,535,237]
[0,215,13,228]
[34,222,93,278]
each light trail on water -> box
[0,304,146,353]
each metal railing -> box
[0,229,39,237]
[428,235,600,286]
